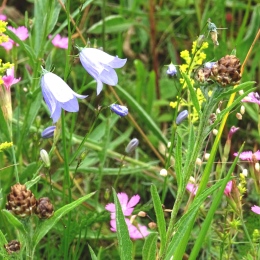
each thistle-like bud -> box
[4,240,21,254]
[197,55,241,87]
[125,138,139,153]
[6,183,36,218]
[35,197,54,219]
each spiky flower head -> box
[4,240,21,254]
[35,197,54,219]
[6,183,36,218]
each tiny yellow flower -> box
[0,142,13,151]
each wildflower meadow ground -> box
[0,1,260,259]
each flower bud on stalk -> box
[125,138,139,153]
[176,110,188,125]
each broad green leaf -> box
[32,192,96,253]
[112,188,133,260]
[115,85,168,145]
[24,175,41,190]
[88,15,132,34]
[0,97,11,142]
[150,184,166,254]
[88,244,98,260]
[134,59,146,105]
[142,232,158,260]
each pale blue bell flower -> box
[41,126,56,139]
[41,69,88,123]
[167,63,177,76]
[78,47,127,95]
[125,138,139,153]
[110,104,128,117]
[176,110,188,125]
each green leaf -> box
[142,232,158,260]
[0,96,11,142]
[175,134,183,187]
[112,188,133,260]
[32,192,96,253]
[164,179,225,259]
[150,184,166,254]
[147,71,156,114]
[115,85,168,145]
[88,244,98,260]
[182,73,200,115]
[88,15,132,34]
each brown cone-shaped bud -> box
[35,197,54,219]
[196,55,241,87]
[148,222,157,230]
[210,55,241,86]
[4,240,21,254]
[6,183,36,218]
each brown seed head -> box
[4,240,21,254]
[35,197,54,219]
[6,183,36,218]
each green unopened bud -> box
[104,188,110,201]
[40,149,50,167]
[125,138,139,153]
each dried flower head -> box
[35,197,54,219]
[4,240,21,254]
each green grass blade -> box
[142,233,158,260]
[112,188,133,260]
[88,244,98,260]
[150,184,166,255]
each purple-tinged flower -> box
[1,26,29,51]
[242,92,260,106]
[176,110,188,124]
[40,69,88,123]
[204,62,216,69]
[78,47,127,95]
[110,218,149,240]
[166,63,177,76]
[110,104,128,117]
[125,138,139,153]
[186,183,198,195]
[0,14,7,21]
[224,181,232,196]
[105,192,140,219]
[251,205,260,215]
[234,150,260,161]
[2,67,21,90]
[228,126,239,140]
[41,126,56,139]
[49,34,68,49]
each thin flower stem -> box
[114,154,126,188]
[69,110,101,165]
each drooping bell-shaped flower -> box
[110,104,128,117]
[78,47,127,95]
[40,69,87,123]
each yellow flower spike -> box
[0,142,13,152]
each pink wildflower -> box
[110,218,150,240]
[49,34,68,49]
[105,192,140,219]
[251,205,260,215]
[0,26,29,51]
[242,92,260,106]
[186,183,198,195]
[0,14,7,21]
[234,150,260,161]
[2,67,21,90]
[224,181,232,196]
[228,126,239,140]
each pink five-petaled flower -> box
[224,181,232,196]
[49,34,68,49]
[110,218,149,240]
[251,205,260,215]
[242,92,260,106]
[2,67,21,90]
[186,183,198,195]
[78,47,127,95]
[233,150,260,161]
[105,192,140,219]
[0,26,29,51]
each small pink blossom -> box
[49,34,68,49]
[224,181,232,196]
[105,192,140,219]
[234,150,260,161]
[0,14,7,21]
[110,218,150,240]
[228,126,239,140]
[251,205,260,215]
[2,67,21,90]
[0,26,29,51]
[242,92,260,106]
[186,183,198,195]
